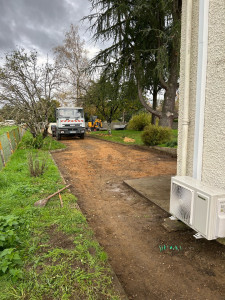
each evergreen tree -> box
[85,0,182,127]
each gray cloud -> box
[0,0,93,58]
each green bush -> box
[32,134,44,149]
[165,139,177,148]
[127,112,152,131]
[141,125,172,146]
[20,132,43,149]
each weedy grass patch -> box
[0,132,120,300]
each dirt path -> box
[52,137,225,300]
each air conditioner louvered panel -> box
[171,183,194,225]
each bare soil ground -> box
[52,137,225,300]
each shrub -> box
[19,132,44,149]
[127,112,152,131]
[32,134,44,149]
[165,139,177,148]
[141,125,172,146]
[28,153,47,177]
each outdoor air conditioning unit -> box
[170,176,225,240]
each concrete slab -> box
[124,175,172,213]
[124,175,190,233]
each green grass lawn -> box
[88,129,144,145]
[0,126,17,136]
[88,129,178,148]
[0,133,120,300]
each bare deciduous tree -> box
[0,48,60,137]
[54,24,90,106]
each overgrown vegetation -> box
[0,133,120,299]
[127,112,152,131]
[19,131,66,150]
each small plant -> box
[0,215,22,249]
[0,248,23,279]
[141,124,172,146]
[127,112,152,131]
[0,215,23,280]
[28,153,47,177]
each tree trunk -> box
[151,85,158,125]
[137,81,161,118]
[42,125,49,138]
[159,37,179,128]
[107,122,112,134]
[159,82,177,127]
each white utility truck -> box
[51,107,85,140]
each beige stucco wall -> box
[202,0,225,188]
[177,0,199,177]
[177,0,225,190]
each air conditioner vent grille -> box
[171,183,193,224]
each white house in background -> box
[170,0,225,240]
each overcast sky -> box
[0,0,101,61]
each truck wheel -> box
[56,132,61,140]
[80,133,85,139]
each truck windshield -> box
[58,109,84,118]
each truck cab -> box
[53,107,85,140]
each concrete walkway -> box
[124,175,172,213]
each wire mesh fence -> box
[0,127,26,171]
